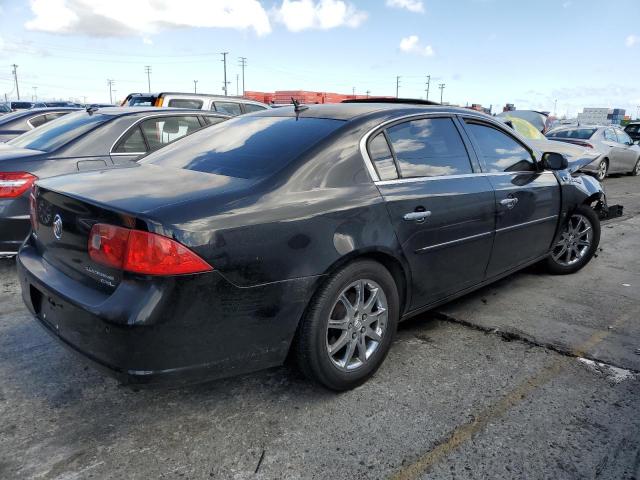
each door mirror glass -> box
[542,152,568,171]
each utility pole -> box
[32,86,37,101]
[396,76,401,98]
[144,65,152,92]
[366,90,371,98]
[236,74,239,96]
[352,86,356,97]
[238,57,247,95]
[438,83,446,103]
[82,95,87,104]
[554,99,558,116]
[193,80,198,93]
[425,75,431,101]
[11,64,20,100]
[220,52,229,96]
[107,79,115,104]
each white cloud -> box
[386,0,424,13]
[625,34,639,47]
[274,0,367,32]
[25,0,272,37]
[399,35,434,56]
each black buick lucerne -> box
[18,103,604,390]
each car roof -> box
[128,92,268,106]
[247,102,490,122]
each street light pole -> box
[193,80,198,93]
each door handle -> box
[403,211,432,222]
[500,197,518,209]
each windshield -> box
[142,115,345,179]
[503,116,545,140]
[546,128,597,140]
[7,111,110,152]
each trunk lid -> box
[32,164,253,289]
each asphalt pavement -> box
[0,174,638,480]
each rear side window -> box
[243,104,267,113]
[114,127,147,153]
[386,118,472,178]
[465,122,535,173]
[368,133,398,180]
[142,116,344,179]
[167,99,203,109]
[140,116,203,151]
[213,102,242,116]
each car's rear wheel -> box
[629,157,640,176]
[294,260,399,391]
[595,159,608,181]
[546,205,600,275]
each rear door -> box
[603,128,627,173]
[461,117,560,278]
[369,115,496,310]
[613,129,638,171]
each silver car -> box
[546,126,640,180]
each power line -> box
[220,52,229,96]
[144,65,152,92]
[238,57,247,96]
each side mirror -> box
[542,152,568,171]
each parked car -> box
[546,125,640,180]
[0,107,228,254]
[501,115,600,171]
[44,101,81,107]
[121,92,270,115]
[623,122,640,143]
[16,103,606,391]
[0,107,81,142]
[0,103,11,115]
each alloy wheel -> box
[326,279,388,371]
[551,213,594,267]
[597,160,607,180]
[634,160,640,176]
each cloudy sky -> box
[0,0,639,117]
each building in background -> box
[577,107,626,126]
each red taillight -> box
[88,224,213,276]
[0,172,37,198]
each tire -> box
[546,205,600,275]
[293,260,399,391]
[595,159,608,181]
[628,157,640,176]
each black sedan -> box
[0,107,80,142]
[0,107,228,254]
[18,103,604,390]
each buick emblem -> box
[53,214,63,240]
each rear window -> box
[546,128,596,140]
[128,96,156,106]
[11,102,33,109]
[7,111,109,152]
[213,102,242,116]
[141,116,344,179]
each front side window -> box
[114,127,147,153]
[213,102,242,116]
[386,118,472,178]
[167,99,203,109]
[28,114,48,128]
[465,122,535,173]
[368,133,398,180]
[604,129,617,142]
[615,129,632,144]
[140,116,202,151]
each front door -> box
[367,116,496,310]
[462,119,561,278]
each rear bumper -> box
[0,196,31,255]
[17,242,320,386]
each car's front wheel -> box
[546,205,600,275]
[629,157,640,176]
[294,260,399,391]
